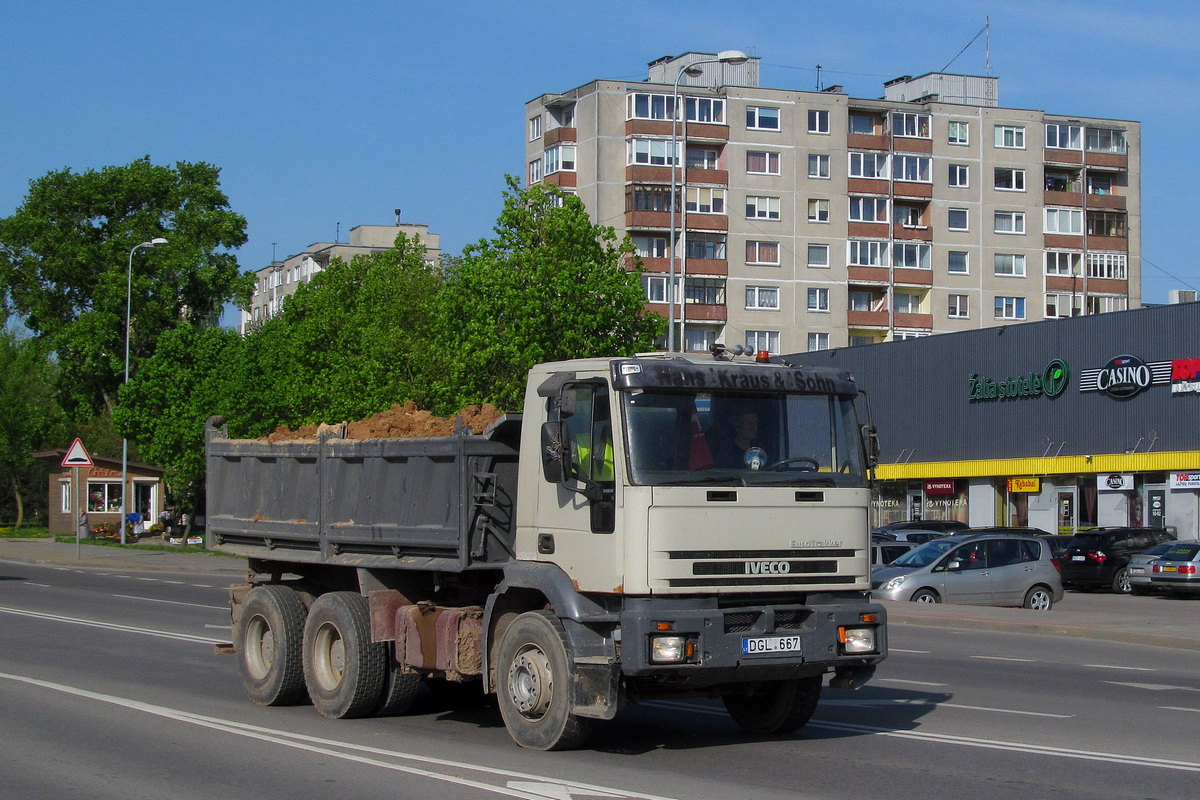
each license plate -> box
[1071,555,1086,561]
[1163,565,1177,572]
[1131,567,1145,574]
[742,635,802,655]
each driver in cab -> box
[711,410,767,469]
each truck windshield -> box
[621,389,866,487]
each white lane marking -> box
[649,701,1200,772]
[192,584,214,588]
[890,648,931,654]
[818,699,1072,718]
[875,678,949,687]
[0,606,223,644]
[1161,706,1200,714]
[136,577,158,582]
[26,583,52,588]
[970,655,1035,663]
[1083,664,1155,672]
[204,624,229,630]
[112,594,226,611]
[1108,682,1200,692]
[162,580,185,585]
[0,672,685,800]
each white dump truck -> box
[207,351,886,749]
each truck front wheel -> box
[495,610,594,750]
[303,592,386,719]
[235,585,308,706]
[722,676,823,734]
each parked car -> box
[872,538,916,567]
[1127,541,1181,595]
[873,519,969,538]
[1148,541,1200,595]
[880,529,948,544]
[1040,535,1074,561]
[1061,528,1177,594]
[871,532,1063,610]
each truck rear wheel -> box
[722,676,823,734]
[235,585,308,706]
[303,592,386,719]
[375,643,423,716]
[495,610,594,750]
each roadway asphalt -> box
[3,535,1198,651]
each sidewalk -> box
[4,536,1197,651]
[0,536,247,576]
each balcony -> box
[545,172,576,188]
[1088,278,1128,295]
[893,268,933,286]
[627,119,674,137]
[1086,151,1127,169]
[683,258,728,276]
[544,127,576,146]
[1044,148,1083,165]
[1044,190,1083,207]
[1045,276,1079,292]
[848,177,889,195]
[685,214,728,232]
[626,210,675,230]
[1044,234,1084,250]
[847,133,888,151]
[625,119,730,142]
[848,266,890,284]
[626,165,673,183]
[686,122,730,142]
[893,224,932,242]
[893,312,933,330]
[891,136,933,154]
[847,309,889,328]
[848,221,889,238]
[1087,193,1126,211]
[682,302,727,322]
[893,181,933,200]
[686,168,729,185]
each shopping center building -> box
[789,301,1200,536]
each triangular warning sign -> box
[62,438,94,467]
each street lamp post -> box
[120,237,167,545]
[667,50,748,353]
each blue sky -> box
[3,0,1198,326]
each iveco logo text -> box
[745,561,791,575]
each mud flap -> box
[571,659,621,720]
[829,664,875,690]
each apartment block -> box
[241,220,440,334]
[524,53,1141,353]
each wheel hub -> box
[508,646,553,718]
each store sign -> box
[968,359,1069,402]
[1170,472,1200,489]
[924,480,955,496]
[1172,358,1200,395]
[1080,354,1171,398]
[1098,473,1134,492]
[1007,477,1040,493]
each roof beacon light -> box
[756,350,771,363]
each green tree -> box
[0,157,253,418]
[0,330,67,526]
[430,178,663,412]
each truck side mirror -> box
[861,425,880,468]
[540,421,568,483]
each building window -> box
[948,163,969,188]
[994,253,1027,277]
[893,330,930,341]
[687,233,726,260]
[995,296,1026,320]
[849,114,875,134]
[1088,174,1114,195]
[807,199,829,223]
[529,115,542,141]
[528,158,542,184]
[994,211,1025,234]
[948,120,969,145]
[948,251,969,274]
[746,151,781,175]
[808,109,830,134]
[848,240,889,267]
[1087,252,1128,280]
[892,111,930,138]
[807,332,830,352]
[849,291,873,312]
[746,196,781,220]
[850,335,876,347]
[1086,128,1127,154]
[686,97,725,123]
[550,103,574,128]
[808,153,830,179]
[628,184,676,213]
[1046,123,1082,150]
[894,155,931,183]
[1087,211,1127,238]
[995,125,1026,149]
[746,106,780,130]
[746,285,780,310]
[807,288,829,312]
[894,204,922,228]
[685,277,725,305]
[893,242,931,269]
[994,167,1025,191]
[849,152,889,179]
[947,208,969,231]
[1046,251,1081,276]
[87,482,122,512]
[628,139,680,166]
[1088,295,1128,314]
[643,275,667,303]
[686,187,726,214]
[684,328,719,353]
[544,145,575,174]
[687,147,720,170]
[807,244,830,268]
[60,480,71,513]
[632,235,668,259]
[1045,207,1083,234]
[893,292,921,314]
[628,92,677,121]
[948,294,969,318]
[746,240,780,265]
[1045,292,1080,319]
[849,196,888,222]
[746,329,780,354]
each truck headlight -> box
[650,635,688,663]
[839,626,876,654]
[882,575,907,591]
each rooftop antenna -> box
[986,16,991,76]
[336,222,340,243]
[271,242,277,262]
[815,64,822,91]
[941,19,989,73]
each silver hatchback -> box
[871,533,1064,610]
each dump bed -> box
[204,415,522,571]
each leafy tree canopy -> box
[0,157,253,418]
[0,329,67,525]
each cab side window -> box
[951,543,988,570]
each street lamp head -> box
[717,50,749,64]
[144,237,168,247]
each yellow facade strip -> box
[875,451,1200,481]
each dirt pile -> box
[263,401,505,443]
